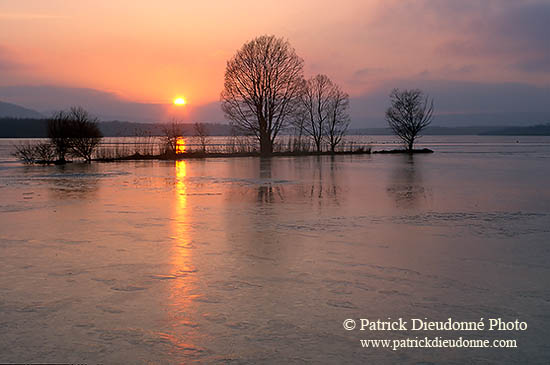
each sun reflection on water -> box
[170,160,196,304]
[176,137,186,154]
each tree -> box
[193,122,210,153]
[291,110,308,152]
[299,75,331,152]
[325,84,350,152]
[298,74,350,152]
[68,107,103,162]
[48,110,73,163]
[12,142,55,164]
[385,89,434,151]
[161,119,184,156]
[221,35,304,156]
[47,106,103,162]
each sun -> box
[173,97,186,106]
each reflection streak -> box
[169,161,196,312]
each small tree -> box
[12,142,55,164]
[69,107,103,162]
[161,119,184,156]
[297,74,350,152]
[47,106,103,162]
[385,89,434,151]
[324,84,350,152]
[193,122,209,153]
[48,111,73,163]
[300,75,332,152]
[291,111,308,152]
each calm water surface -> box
[1,136,550,363]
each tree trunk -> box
[407,140,414,152]
[259,132,272,156]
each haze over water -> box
[1,136,550,363]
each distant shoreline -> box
[1,118,550,138]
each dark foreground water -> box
[1,137,550,363]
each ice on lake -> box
[1,136,550,363]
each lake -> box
[1,135,550,363]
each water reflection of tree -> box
[309,155,340,206]
[386,155,428,208]
[255,156,342,206]
[256,157,284,204]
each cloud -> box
[0,58,17,70]
[353,68,385,78]
[429,1,550,73]
[367,0,550,77]
[516,54,550,73]
[493,1,550,50]
[411,65,477,80]
[348,67,387,85]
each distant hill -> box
[479,123,550,136]
[2,118,550,138]
[0,118,48,138]
[0,101,44,119]
[349,125,550,135]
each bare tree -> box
[299,75,331,152]
[48,110,73,163]
[221,35,304,156]
[12,142,55,164]
[68,107,103,162]
[161,119,184,156]
[385,89,434,151]
[193,122,210,153]
[298,74,350,152]
[47,106,103,162]
[12,142,38,164]
[324,83,350,152]
[35,142,57,162]
[291,111,308,152]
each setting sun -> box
[173,97,186,106]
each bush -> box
[12,142,56,164]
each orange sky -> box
[1,1,549,124]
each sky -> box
[0,0,549,126]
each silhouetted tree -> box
[291,111,308,152]
[12,142,55,164]
[298,74,350,152]
[68,107,102,162]
[324,81,350,152]
[48,106,103,162]
[299,75,331,152]
[48,110,73,163]
[385,89,434,151]
[193,122,209,153]
[221,35,304,156]
[161,119,184,156]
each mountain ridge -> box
[0,100,44,119]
